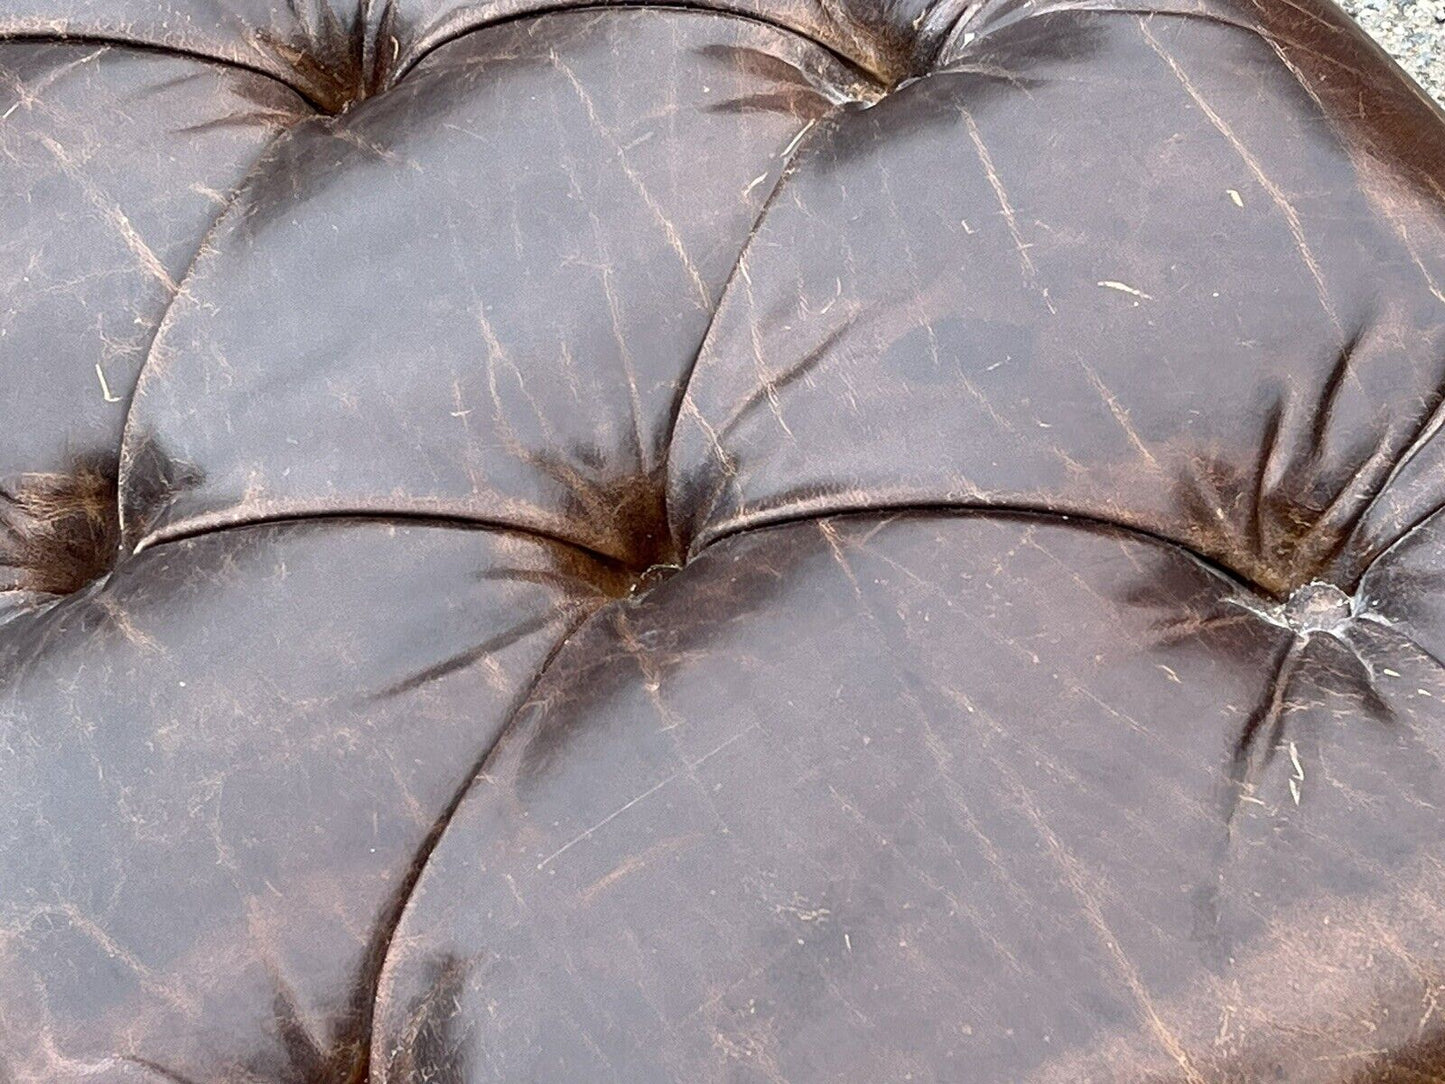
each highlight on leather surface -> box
[0,0,1443,1080]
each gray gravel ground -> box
[1342,0,1444,106]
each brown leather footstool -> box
[3,0,1445,1079]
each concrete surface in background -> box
[1343,0,1444,105]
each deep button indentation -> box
[255,4,400,115]
[1283,581,1354,635]
[627,561,683,601]
[1,457,120,600]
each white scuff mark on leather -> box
[780,119,816,159]
[549,50,711,308]
[1009,775,1208,1084]
[535,721,759,870]
[1288,740,1304,805]
[36,134,179,292]
[94,362,120,403]
[1083,362,1160,462]
[961,106,1034,281]
[1138,19,1342,336]
[1097,280,1154,301]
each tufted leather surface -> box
[1,0,1444,1078]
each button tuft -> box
[1283,581,1353,635]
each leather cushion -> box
[2,0,1444,1079]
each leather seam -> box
[659,103,847,557]
[694,500,1273,598]
[359,595,614,1080]
[113,112,321,556]
[0,30,332,112]
[128,507,638,576]
[936,1,1413,94]
[389,2,891,91]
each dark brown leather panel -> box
[0,0,1442,1078]
[1355,507,1445,665]
[669,4,1445,600]
[0,0,961,113]
[953,0,1445,162]
[670,2,1445,604]
[372,512,1445,1081]
[0,43,307,601]
[0,519,623,1080]
[952,0,1445,594]
[117,8,873,569]
[388,0,966,93]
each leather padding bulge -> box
[2,0,1445,1079]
